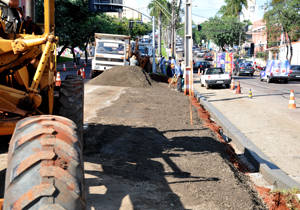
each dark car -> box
[290,65,300,80]
[193,61,212,73]
[234,58,245,68]
[234,61,255,76]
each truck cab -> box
[91,33,131,77]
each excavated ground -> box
[83,68,267,209]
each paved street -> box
[192,54,300,183]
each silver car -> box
[197,50,205,57]
[290,65,300,80]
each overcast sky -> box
[127,0,267,23]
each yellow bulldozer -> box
[0,0,85,209]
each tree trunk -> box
[158,12,161,56]
[85,43,88,62]
[71,47,76,63]
[288,34,293,64]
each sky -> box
[128,0,268,24]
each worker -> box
[172,63,183,92]
[76,51,81,65]
[160,56,166,74]
[130,55,139,66]
[166,56,172,77]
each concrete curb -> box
[194,90,300,190]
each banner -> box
[213,52,234,73]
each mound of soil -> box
[87,66,155,88]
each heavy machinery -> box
[0,0,85,209]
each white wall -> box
[279,42,300,65]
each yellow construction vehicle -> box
[0,0,85,209]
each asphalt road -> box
[192,54,300,184]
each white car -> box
[197,50,205,57]
[177,47,184,52]
[200,68,232,89]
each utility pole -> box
[171,0,175,58]
[158,13,161,56]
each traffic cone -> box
[55,72,61,86]
[77,68,81,76]
[74,63,77,69]
[82,67,86,79]
[198,68,200,75]
[288,90,297,109]
[63,63,66,71]
[80,68,83,78]
[235,81,241,94]
[230,78,235,90]
[89,70,92,78]
[84,60,86,66]
[249,89,252,98]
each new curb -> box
[194,90,300,190]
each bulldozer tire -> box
[58,75,84,146]
[3,115,85,210]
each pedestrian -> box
[166,56,172,77]
[130,55,139,66]
[76,51,80,65]
[160,56,166,74]
[172,63,183,92]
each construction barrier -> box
[55,72,61,86]
[288,90,296,109]
[235,81,241,94]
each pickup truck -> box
[200,67,231,89]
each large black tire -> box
[3,115,86,210]
[58,75,84,146]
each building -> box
[240,0,257,24]
[251,19,267,56]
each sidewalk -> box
[193,77,300,186]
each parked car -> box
[197,50,205,57]
[200,67,231,89]
[204,53,213,61]
[176,47,184,52]
[289,65,300,80]
[193,61,211,73]
[260,60,290,83]
[234,61,255,76]
[194,48,200,55]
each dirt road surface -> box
[83,75,267,209]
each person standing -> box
[130,55,139,66]
[160,56,166,74]
[166,56,172,77]
[172,64,183,92]
[76,51,80,65]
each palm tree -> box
[148,0,169,56]
[218,0,249,20]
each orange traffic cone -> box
[80,68,83,78]
[288,90,297,109]
[235,81,241,94]
[55,72,61,86]
[63,63,66,71]
[77,68,81,76]
[82,67,86,79]
[89,70,92,78]
[230,78,235,90]
[84,60,86,66]
[198,68,200,75]
[74,62,77,69]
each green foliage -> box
[57,56,73,63]
[263,0,300,62]
[218,0,248,18]
[202,16,246,48]
[256,52,267,59]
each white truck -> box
[91,33,131,77]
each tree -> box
[218,0,248,19]
[148,0,169,55]
[263,0,300,63]
[203,16,246,49]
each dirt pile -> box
[87,66,155,88]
